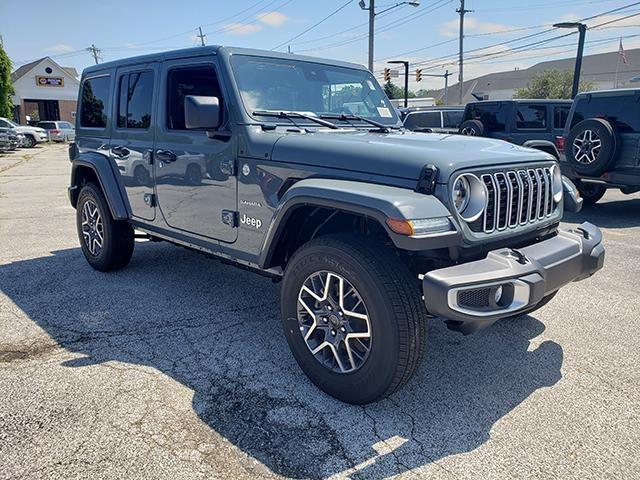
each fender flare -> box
[522,139,560,160]
[70,152,130,220]
[259,178,460,268]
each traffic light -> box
[415,69,423,82]
[383,68,391,82]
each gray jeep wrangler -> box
[68,47,605,404]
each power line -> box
[272,0,355,51]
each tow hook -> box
[575,226,591,239]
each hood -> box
[270,130,554,182]
[15,125,46,134]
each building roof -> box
[11,57,79,83]
[432,47,640,104]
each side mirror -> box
[184,95,221,130]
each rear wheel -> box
[76,183,134,271]
[577,182,607,206]
[281,234,427,404]
[459,119,485,136]
[566,119,617,176]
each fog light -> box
[494,285,503,304]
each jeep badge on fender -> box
[68,46,605,404]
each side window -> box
[554,106,570,129]
[467,103,507,132]
[0,119,9,128]
[516,104,547,129]
[443,110,463,128]
[80,76,111,128]
[404,112,441,130]
[117,71,154,129]
[166,65,223,130]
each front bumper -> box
[422,222,604,333]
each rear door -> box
[153,58,238,243]
[110,63,159,221]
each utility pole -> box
[368,0,375,72]
[197,27,206,46]
[361,1,419,73]
[457,0,471,104]
[87,44,101,65]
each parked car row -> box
[0,117,75,151]
[399,90,640,206]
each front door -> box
[110,63,159,221]
[154,59,238,243]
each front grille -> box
[478,167,554,233]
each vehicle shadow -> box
[0,242,563,478]
[563,194,640,229]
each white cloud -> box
[439,18,517,37]
[257,11,289,27]
[46,44,75,53]
[222,23,264,35]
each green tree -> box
[0,44,15,118]
[514,69,594,99]
[383,80,401,99]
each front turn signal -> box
[386,217,451,236]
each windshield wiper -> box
[319,113,399,132]
[253,110,338,129]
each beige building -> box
[11,56,80,124]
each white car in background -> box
[37,121,76,142]
[0,117,48,148]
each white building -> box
[11,56,80,124]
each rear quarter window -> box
[404,111,441,130]
[570,94,640,133]
[80,75,111,129]
[464,103,507,132]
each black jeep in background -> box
[557,89,640,205]
[459,99,572,160]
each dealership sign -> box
[36,76,64,87]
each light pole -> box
[359,0,420,72]
[554,22,587,99]
[388,60,409,107]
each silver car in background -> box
[37,121,76,142]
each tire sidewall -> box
[459,119,484,136]
[281,242,401,404]
[24,135,36,148]
[76,184,116,269]
[565,118,617,176]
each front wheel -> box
[280,235,427,404]
[76,183,134,271]
[23,135,36,148]
[578,182,607,206]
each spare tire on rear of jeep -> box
[565,118,618,176]
[458,119,485,136]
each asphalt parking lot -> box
[1,144,639,479]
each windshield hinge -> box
[416,164,439,195]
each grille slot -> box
[478,167,555,234]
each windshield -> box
[230,55,399,126]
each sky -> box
[1,0,639,91]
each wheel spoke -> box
[297,270,372,374]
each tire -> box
[565,118,618,176]
[280,234,427,404]
[577,182,607,206]
[185,164,202,186]
[76,183,134,272]
[458,119,485,136]
[23,135,36,148]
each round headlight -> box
[552,164,563,203]
[452,176,470,213]
[451,173,487,222]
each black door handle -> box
[156,149,177,163]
